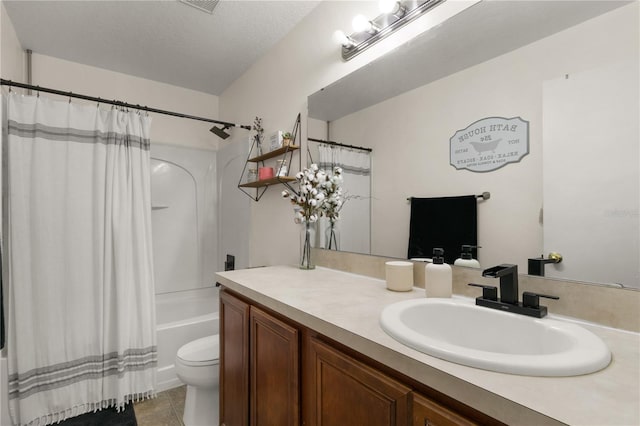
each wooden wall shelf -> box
[237,114,302,202]
[248,145,300,163]
[239,176,296,188]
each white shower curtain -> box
[5,94,156,426]
[318,144,371,254]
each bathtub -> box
[156,286,220,392]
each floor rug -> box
[56,404,137,426]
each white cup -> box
[385,261,414,292]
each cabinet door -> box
[250,306,300,426]
[220,290,250,426]
[306,337,411,426]
[412,392,477,426]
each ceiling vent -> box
[179,0,219,14]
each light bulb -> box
[352,14,371,32]
[332,30,353,47]
[379,0,398,14]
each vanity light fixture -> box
[335,0,445,61]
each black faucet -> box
[482,264,518,304]
[468,264,559,318]
[527,253,562,277]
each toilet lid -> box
[177,335,220,366]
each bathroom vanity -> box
[216,266,640,426]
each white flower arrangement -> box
[252,117,264,139]
[252,117,265,153]
[320,167,343,224]
[281,164,343,224]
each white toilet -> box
[175,335,220,426]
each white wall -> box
[1,2,24,82]
[221,1,638,269]
[29,54,219,150]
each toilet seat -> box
[177,335,220,367]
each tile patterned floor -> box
[134,385,186,426]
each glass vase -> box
[325,222,340,250]
[300,221,316,270]
[255,134,263,156]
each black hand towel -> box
[408,195,478,264]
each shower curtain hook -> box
[36,86,40,98]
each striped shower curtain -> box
[318,144,371,254]
[4,93,157,426]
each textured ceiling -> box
[3,0,321,95]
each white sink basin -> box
[380,298,611,376]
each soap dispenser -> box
[454,245,480,268]
[425,248,452,298]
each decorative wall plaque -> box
[450,117,529,172]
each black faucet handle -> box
[468,283,498,301]
[522,291,560,309]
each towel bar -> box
[406,192,490,202]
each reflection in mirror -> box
[542,62,638,287]
[308,138,372,254]
[307,1,639,288]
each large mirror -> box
[308,0,639,288]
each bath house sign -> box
[450,117,529,172]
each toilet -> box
[175,335,220,426]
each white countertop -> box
[216,266,640,426]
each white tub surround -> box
[150,143,218,295]
[216,266,640,426]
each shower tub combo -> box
[151,143,219,391]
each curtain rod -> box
[308,137,372,152]
[0,79,251,130]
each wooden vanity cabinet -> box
[412,392,478,426]
[305,337,411,426]
[220,289,250,426]
[220,288,493,426]
[249,306,300,426]
[220,290,300,426]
